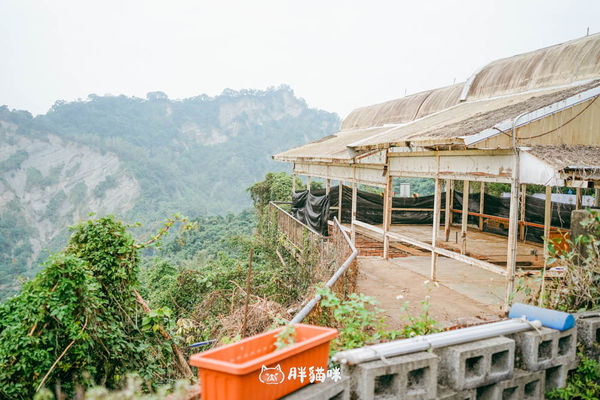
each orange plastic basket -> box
[189,324,337,400]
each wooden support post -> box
[595,188,600,207]
[505,178,520,306]
[461,180,470,254]
[383,174,393,259]
[326,179,330,195]
[292,173,296,194]
[444,179,452,241]
[431,178,442,281]
[338,181,343,222]
[479,182,485,231]
[351,181,357,243]
[519,184,527,241]
[543,186,552,264]
[307,176,311,193]
[576,187,582,210]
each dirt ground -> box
[356,257,505,330]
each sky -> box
[0,0,599,119]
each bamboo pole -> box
[576,187,582,210]
[242,248,254,338]
[326,179,331,195]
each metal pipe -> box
[289,217,358,324]
[332,318,541,365]
[505,112,527,306]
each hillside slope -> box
[0,86,339,297]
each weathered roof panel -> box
[524,145,600,171]
[465,33,600,100]
[350,80,600,149]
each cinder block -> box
[543,363,569,391]
[511,327,576,371]
[435,385,475,400]
[575,313,600,357]
[352,351,438,400]
[435,337,514,391]
[282,377,350,400]
[497,369,545,400]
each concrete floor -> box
[390,256,507,306]
[357,256,505,330]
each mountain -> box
[0,86,340,297]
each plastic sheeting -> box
[291,190,330,235]
[292,185,585,243]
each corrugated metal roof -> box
[273,125,393,162]
[274,33,600,163]
[466,33,600,100]
[340,83,463,131]
[350,80,600,150]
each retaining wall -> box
[283,312,598,400]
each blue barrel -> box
[509,303,575,331]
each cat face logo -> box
[259,364,285,384]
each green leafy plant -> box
[315,286,387,352]
[547,353,600,399]
[543,210,600,312]
[398,283,442,337]
[0,215,189,399]
[274,325,297,351]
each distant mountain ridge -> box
[0,85,340,297]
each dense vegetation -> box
[0,86,340,298]
[0,216,183,398]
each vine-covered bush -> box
[543,210,600,312]
[0,216,177,399]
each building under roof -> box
[274,33,600,305]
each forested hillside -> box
[0,86,340,297]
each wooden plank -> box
[544,186,552,264]
[338,181,343,222]
[355,221,507,276]
[505,177,520,305]
[351,181,357,243]
[431,178,442,280]
[326,178,331,195]
[391,208,434,212]
[519,184,526,241]
[479,181,485,231]
[444,179,454,242]
[383,172,393,259]
[461,180,470,254]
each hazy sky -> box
[1,0,599,119]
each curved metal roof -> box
[465,33,600,100]
[340,83,463,131]
[341,33,600,132]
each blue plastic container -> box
[509,303,575,331]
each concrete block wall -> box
[285,316,598,400]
